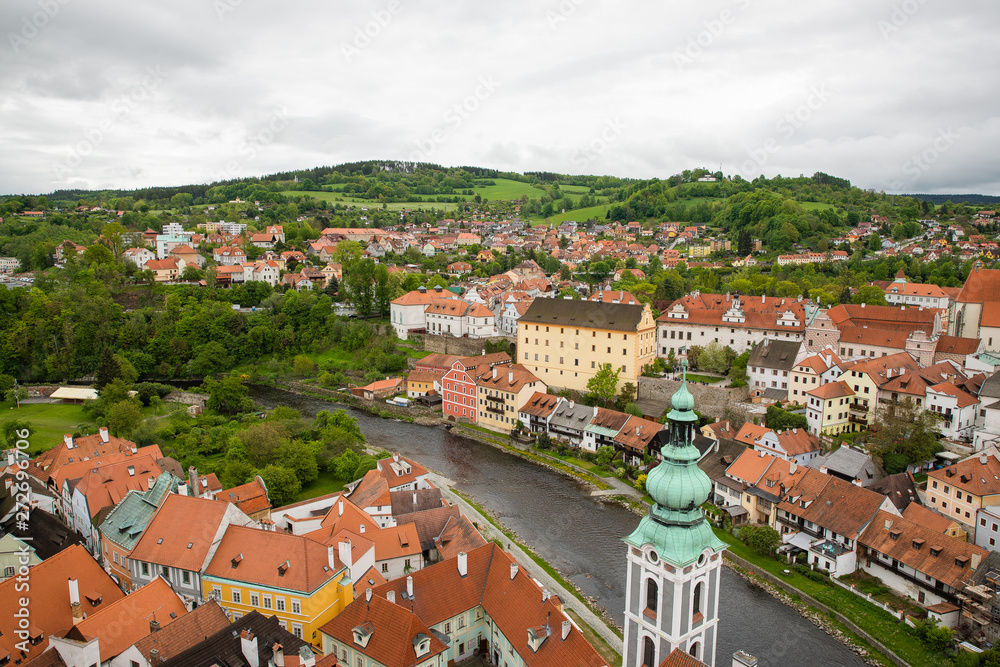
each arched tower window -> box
[690,642,701,660]
[645,579,658,616]
[642,637,655,667]
[693,581,703,620]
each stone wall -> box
[417,334,514,357]
[637,377,749,420]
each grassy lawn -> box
[800,201,836,211]
[293,472,348,502]
[715,530,950,667]
[2,401,99,455]
[841,571,924,618]
[533,446,615,478]
[531,203,612,225]
[684,373,723,384]
[472,178,547,201]
[279,190,460,212]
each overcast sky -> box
[2,0,999,196]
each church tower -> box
[623,367,727,667]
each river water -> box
[250,386,864,666]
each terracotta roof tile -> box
[927,454,1000,497]
[806,380,854,399]
[902,503,958,534]
[129,493,244,571]
[0,545,125,663]
[134,600,231,664]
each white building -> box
[389,287,456,340]
[155,234,188,259]
[926,382,979,441]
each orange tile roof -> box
[129,493,241,571]
[660,648,710,667]
[133,600,230,664]
[902,503,959,534]
[205,525,344,594]
[614,415,661,453]
[322,543,604,667]
[927,455,1000,498]
[859,510,987,589]
[365,523,422,561]
[70,578,187,663]
[32,433,148,477]
[217,477,271,515]
[806,380,854,399]
[656,293,806,331]
[319,495,381,534]
[956,268,1000,303]
[842,351,921,386]
[433,515,487,562]
[780,468,887,539]
[725,449,774,484]
[935,335,981,356]
[838,325,909,349]
[0,545,125,663]
[376,454,429,490]
[775,429,822,457]
[475,363,542,393]
[928,382,979,408]
[347,471,392,510]
[826,303,940,335]
[734,422,771,447]
[72,455,163,518]
[518,392,561,418]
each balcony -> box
[484,404,506,415]
[849,414,868,425]
[848,402,868,414]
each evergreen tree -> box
[94,348,119,390]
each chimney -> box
[508,369,514,384]
[273,644,284,667]
[973,553,982,570]
[884,518,893,530]
[328,545,337,570]
[240,630,260,667]
[150,618,161,633]
[406,575,414,599]
[188,466,198,495]
[338,499,344,516]
[393,452,399,462]
[493,366,498,380]
[569,400,575,409]
[359,524,365,534]
[819,465,828,475]
[458,551,468,576]
[64,434,73,449]
[733,650,759,667]
[561,619,571,640]
[99,426,109,443]
[338,539,353,570]
[150,649,160,664]
[177,482,188,496]
[412,492,417,505]
[482,348,486,356]
[789,461,797,474]
[69,578,82,623]
[387,590,396,603]
[510,562,518,580]
[365,588,372,603]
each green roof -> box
[624,376,725,566]
[98,472,176,550]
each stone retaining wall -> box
[417,334,513,357]
[637,377,749,419]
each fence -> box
[830,575,905,620]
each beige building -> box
[476,364,546,434]
[926,454,1000,534]
[518,299,657,392]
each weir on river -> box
[250,385,865,666]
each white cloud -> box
[1,0,998,194]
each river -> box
[250,386,865,666]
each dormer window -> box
[353,623,374,649]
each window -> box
[693,582,703,620]
[292,624,302,639]
[291,600,301,614]
[445,622,451,633]
[263,595,272,609]
[233,589,241,603]
[250,593,259,607]
[645,579,658,616]
[140,562,150,576]
[181,570,191,586]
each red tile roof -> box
[806,380,854,399]
[133,600,231,664]
[205,525,345,594]
[0,545,125,663]
[70,578,187,663]
[129,493,243,571]
[902,503,959,534]
[927,454,1000,497]
[217,476,271,515]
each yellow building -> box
[476,364,545,434]
[837,352,920,428]
[688,245,710,258]
[804,380,854,436]
[203,525,353,648]
[518,299,657,392]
